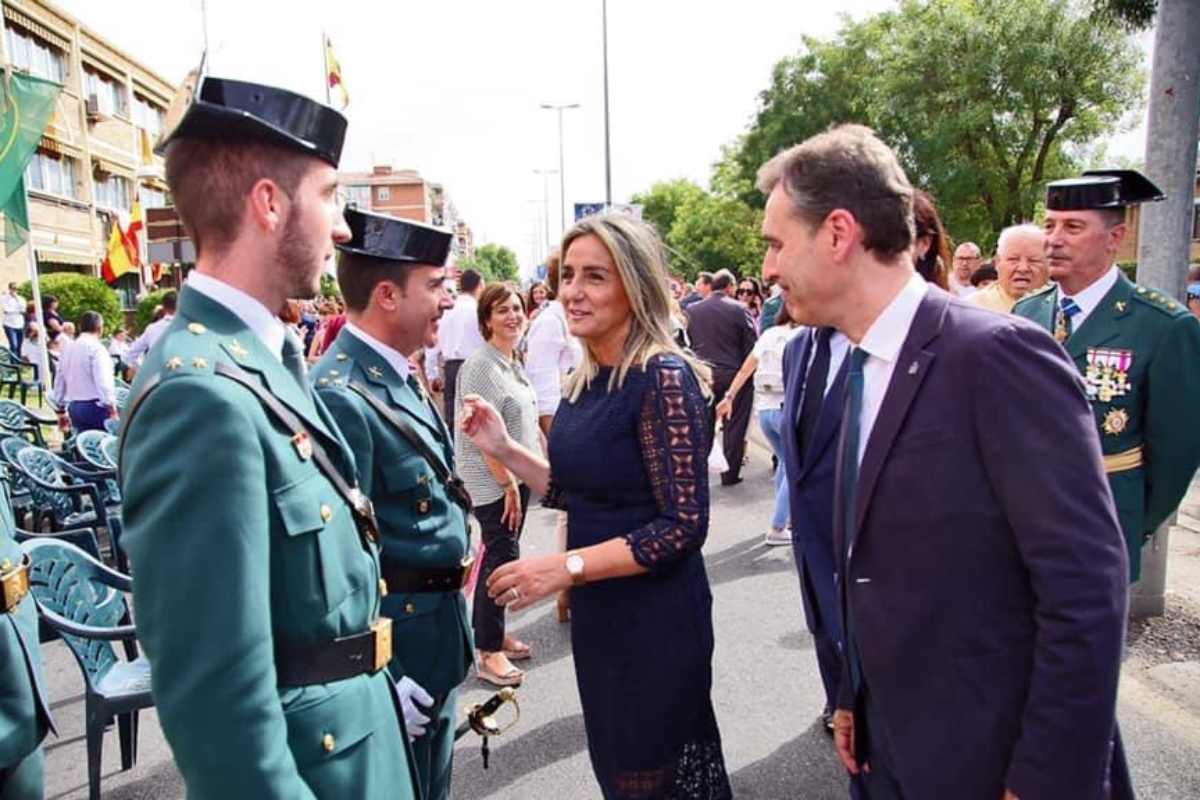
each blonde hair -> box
[561,213,712,402]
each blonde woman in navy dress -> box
[461,213,732,799]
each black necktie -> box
[798,327,832,454]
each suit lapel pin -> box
[1115,301,1127,312]
[291,431,313,460]
[367,365,384,379]
[228,339,249,361]
[907,361,919,375]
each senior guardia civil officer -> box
[119,71,417,798]
[1014,170,1200,582]
[312,208,472,800]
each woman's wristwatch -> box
[564,551,586,586]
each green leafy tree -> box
[20,273,122,336]
[719,0,1145,247]
[461,243,520,284]
[630,179,708,240]
[319,272,341,299]
[134,289,173,334]
[666,192,764,280]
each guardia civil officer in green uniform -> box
[0,484,53,799]
[312,208,472,800]
[119,72,417,798]
[1013,169,1200,581]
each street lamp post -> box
[532,168,557,256]
[540,102,580,233]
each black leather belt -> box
[1,556,31,613]
[275,617,393,687]
[381,556,473,594]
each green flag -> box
[0,72,62,256]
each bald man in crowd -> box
[949,242,981,297]
[968,224,1048,314]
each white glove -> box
[393,676,434,741]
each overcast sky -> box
[56,0,1148,275]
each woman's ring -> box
[508,587,521,603]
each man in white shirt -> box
[948,242,981,297]
[2,283,24,354]
[758,124,1129,800]
[425,268,484,436]
[51,311,116,432]
[124,290,177,371]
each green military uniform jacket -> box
[1013,271,1200,580]
[120,286,416,799]
[0,485,52,778]
[312,328,473,696]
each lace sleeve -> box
[623,358,710,571]
[541,473,567,510]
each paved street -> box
[40,444,1200,799]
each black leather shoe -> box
[720,474,743,486]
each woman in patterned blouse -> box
[461,214,732,799]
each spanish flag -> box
[326,37,349,108]
[100,220,135,284]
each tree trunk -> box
[1132,0,1200,619]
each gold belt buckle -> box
[371,617,393,673]
[2,559,30,614]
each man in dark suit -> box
[759,124,1130,799]
[680,271,713,308]
[685,268,758,485]
[779,325,850,734]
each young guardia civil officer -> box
[312,208,472,800]
[119,74,417,798]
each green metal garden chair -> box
[22,537,151,800]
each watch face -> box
[566,554,584,575]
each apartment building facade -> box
[339,165,475,261]
[0,0,175,306]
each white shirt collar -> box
[343,322,411,381]
[1062,264,1119,317]
[186,272,287,361]
[856,272,929,365]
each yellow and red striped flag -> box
[326,37,349,108]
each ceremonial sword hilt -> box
[455,687,520,740]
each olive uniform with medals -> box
[119,76,417,798]
[1014,170,1200,582]
[0,483,54,799]
[312,209,473,800]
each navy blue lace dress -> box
[547,354,731,800]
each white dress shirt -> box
[186,272,286,361]
[425,294,484,380]
[125,314,174,365]
[524,300,582,415]
[344,322,411,381]
[1060,265,1119,334]
[1,292,24,329]
[52,332,116,407]
[853,272,930,464]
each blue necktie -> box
[839,346,869,692]
[1059,296,1083,340]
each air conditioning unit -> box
[85,94,101,121]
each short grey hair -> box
[996,224,1044,257]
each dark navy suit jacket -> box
[780,329,845,653]
[834,286,1131,799]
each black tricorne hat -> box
[155,70,347,167]
[338,207,453,266]
[1045,169,1165,211]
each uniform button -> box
[379,578,388,597]
[417,499,431,515]
[1,558,10,571]
[404,603,415,615]
[322,733,336,752]
[320,504,333,522]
